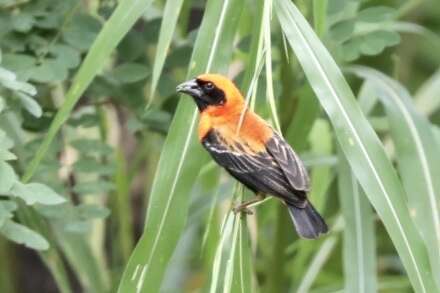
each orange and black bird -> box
[177,74,328,239]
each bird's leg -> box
[233,193,266,215]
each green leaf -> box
[0,67,37,95]
[0,200,17,227]
[62,14,102,51]
[358,6,396,23]
[109,63,150,84]
[17,93,42,118]
[0,161,17,194]
[351,66,440,289]
[0,129,14,150]
[0,220,49,250]
[8,182,66,205]
[275,0,438,292]
[11,13,35,32]
[330,19,355,43]
[118,0,244,291]
[338,152,376,293]
[27,59,68,83]
[1,53,36,74]
[50,44,81,69]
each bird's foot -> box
[232,204,254,215]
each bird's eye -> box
[204,82,214,91]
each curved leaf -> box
[275,0,437,292]
[338,151,376,293]
[350,66,440,289]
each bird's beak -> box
[176,79,202,98]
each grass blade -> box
[338,151,376,293]
[209,211,253,293]
[350,66,440,289]
[275,0,437,292]
[147,0,186,106]
[415,69,440,116]
[232,217,253,293]
[263,0,281,132]
[117,0,244,292]
[296,218,343,293]
[209,212,236,293]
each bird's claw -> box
[232,205,253,215]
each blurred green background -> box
[0,0,439,292]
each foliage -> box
[0,0,439,292]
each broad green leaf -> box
[109,63,150,84]
[11,13,34,32]
[338,152,376,293]
[17,92,42,118]
[50,45,81,69]
[358,6,396,23]
[118,0,243,291]
[0,66,15,82]
[148,0,185,104]
[0,200,17,227]
[0,220,49,250]
[275,0,437,292]
[0,161,17,194]
[23,0,156,182]
[351,66,440,289]
[62,14,102,51]
[0,67,37,95]
[8,182,66,205]
[330,19,355,43]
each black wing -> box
[202,130,307,207]
[265,132,310,191]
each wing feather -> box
[202,130,307,206]
[265,132,310,191]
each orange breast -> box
[198,108,273,153]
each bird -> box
[176,73,328,239]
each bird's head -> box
[176,74,244,112]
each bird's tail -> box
[286,200,328,239]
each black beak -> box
[176,79,202,97]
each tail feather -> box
[287,201,328,239]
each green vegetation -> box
[0,0,439,292]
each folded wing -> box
[202,129,308,207]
